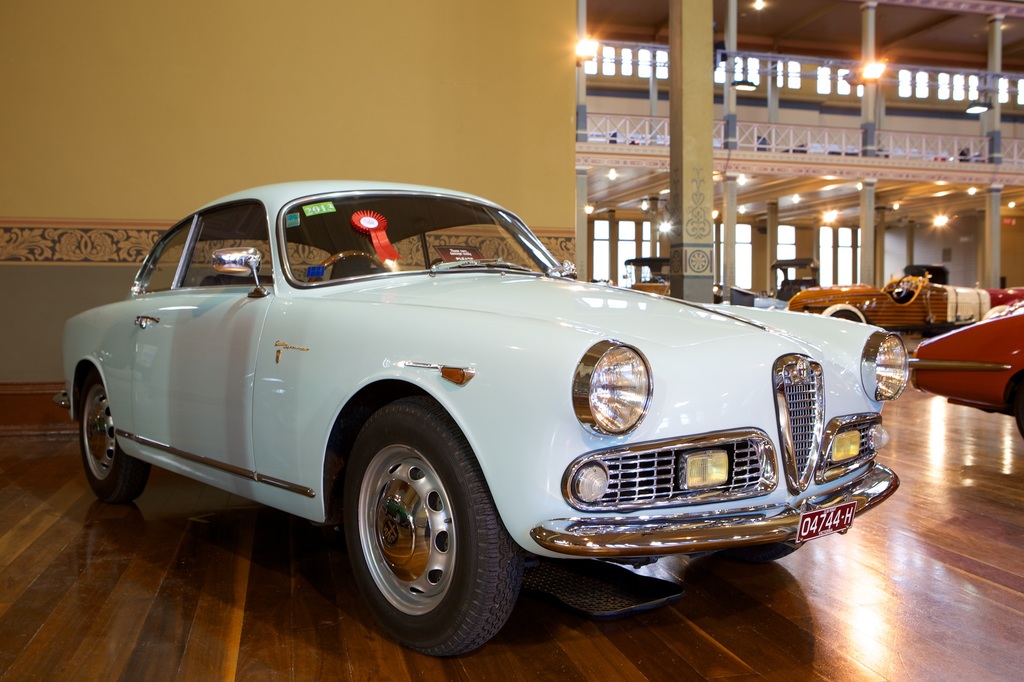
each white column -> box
[859,178,877,285]
[984,185,1003,288]
[987,14,1003,163]
[861,2,878,156]
[574,166,589,281]
[765,200,779,291]
[722,174,738,290]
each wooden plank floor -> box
[1,388,1022,681]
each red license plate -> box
[797,501,858,542]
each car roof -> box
[200,181,492,214]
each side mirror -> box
[212,247,268,298]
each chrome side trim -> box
[909,358,1011,372]
[116,429,316,498]
[530,462,898,557]
[399,361,476,386]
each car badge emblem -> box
[788,360,811,385]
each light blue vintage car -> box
[61,181,908,655]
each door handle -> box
[135,315,160,329]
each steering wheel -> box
[890,275,918,304]
[318,250,387,279]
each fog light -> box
[683,449,729,489]
[572,462,610,503]
[868,424,890,451]
[832,430,861,462]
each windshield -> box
[279,192,561,285]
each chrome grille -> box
[604,451,675,504]
[817,414,882,483]
[784,377,819,472]
[774,354,825,492]
[565,430,777,512]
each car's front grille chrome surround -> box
[563,429,778,512]
[774,354,825,493]
[816,413,882,484]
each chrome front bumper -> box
[530,462,898,558]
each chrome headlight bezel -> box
[572,340,652,435]
[861,331,909,401]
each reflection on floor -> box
[0,388,1021,680]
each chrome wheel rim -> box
[82,383,116,481]
[358,444,455,615]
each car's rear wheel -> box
[718,541,800,563]
[343,396,524,655]
[79,369,150,503]
[830,310,862,323]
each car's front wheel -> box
[343,396,524,655]
[79,368,150,503]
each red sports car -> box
[912,301,1024,437]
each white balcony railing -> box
[586,114,1005,167]
[586,115,670,146]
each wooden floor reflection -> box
[1,388,1022,681]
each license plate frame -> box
[797,501,858,543]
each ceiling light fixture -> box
[737,174,748,186]
[754,0,766,10]
[640,198,650,212]
[792,194,801,204]
[966,96,991,115]
[584,204,594,215]
[738,205,747,214]
[862,62,886,80]
[892,202,900,211]
[967,187,978,196]
[731,79,757,92]
[933,215,949,227]
[607,169,618,180]
[576,37,599,64]
[824,209,839,224]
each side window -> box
[133,217,193,294]
[180,202,272,288]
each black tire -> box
[343,396,524,655]
[830,310,862,323]
[718,541,800,564]
[79,369,151,503]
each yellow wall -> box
[0,1,577,381]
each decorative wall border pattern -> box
[0,221,576,267]
[0,219,170,265]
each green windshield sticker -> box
[303,201,336,217]
[285,213,301,228]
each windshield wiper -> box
[430,259,533,274]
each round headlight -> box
[861,332,908,401]
[573,341,652,434]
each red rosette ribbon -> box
[350,210,400,262]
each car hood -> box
[324,274,775,350]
